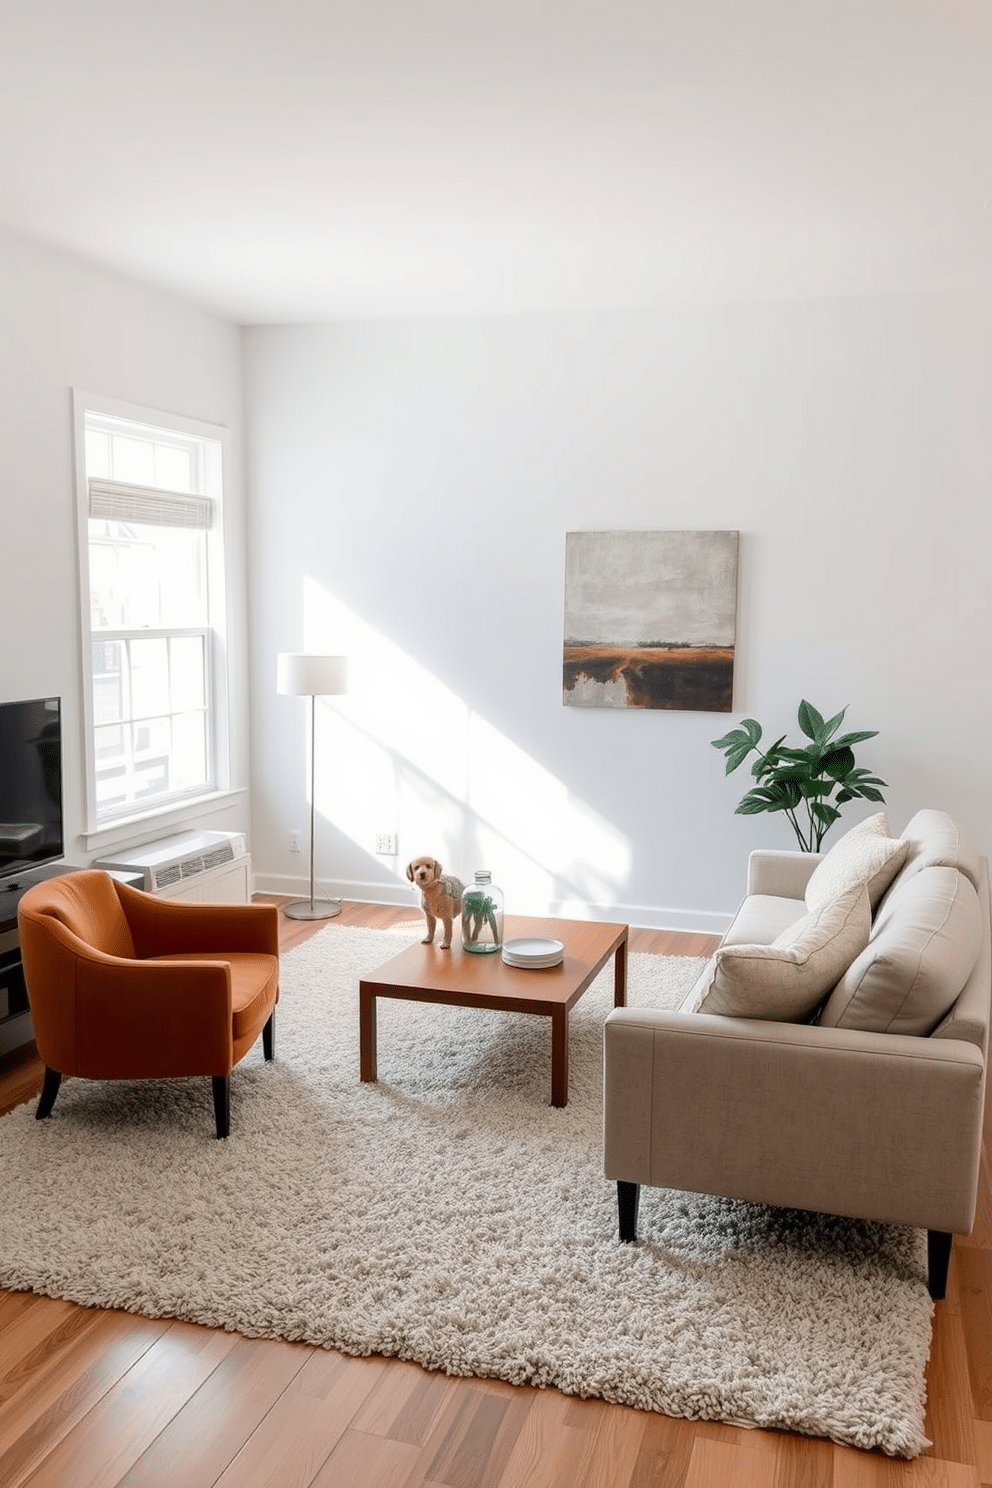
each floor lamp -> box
[277,652,348,921]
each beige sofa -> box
[604,809,991,1298]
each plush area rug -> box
[0,924,932,1457]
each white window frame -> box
[73,390,234,841]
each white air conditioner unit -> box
[97,829,250,898]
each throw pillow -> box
[805,812,909,914]
[691,883,870,1022]
[818,865,982,1036]
[897,808,982,892]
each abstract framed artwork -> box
[562,530,739,711]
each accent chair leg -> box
[927,1229,953,1300]
[212,1075,230,1139]
[35,1067,62,1121]
[263,1009,275,1062]
[618,1180,640,1243]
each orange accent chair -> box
[17,869,280,1138]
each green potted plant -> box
[711,700,887,853]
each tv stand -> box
[0,864,81,1058]
[0,863,147,1059]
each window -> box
[75,396,229,830]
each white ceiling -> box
[0,0,989,324]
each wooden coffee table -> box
[359,914,628,1107]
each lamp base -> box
[282,899,343,921]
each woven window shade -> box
[88,478,213,529]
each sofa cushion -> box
[898,809,981,892]
[804,812,909,915]
[688,883,870,1022]
[721,893,809,947]
[818,865,982,1035]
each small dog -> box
[406,856,464,949]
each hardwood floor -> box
[1,898,990,1487]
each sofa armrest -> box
[746,849,822,900]
[604,1007,985,1235]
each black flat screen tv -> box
[0,697,64,887]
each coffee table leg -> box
[551,1007,568,1107]
[359,983,377,1082]
[614,936,628,1008]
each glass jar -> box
[461,870,504,954]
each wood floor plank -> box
[212,1349,386,1488]
[350,1360,461,1445]
[419,1384,533,1488]
[833,1444,981,1486]
[486,1386,612,1488]
[0,1054,42,1117]
[15,1321,239,1488]
[972,1419,992,1484]
[926,1265,979,1468]
[770,1430,835,1488]
[683,1433,782,1488]
[0,1310,170,1488]
[0,1290,44,1336]
[113,1335,314,1488]
[574,1395,650,1488]
[0,1295,91,1406]
[628,1412,696,1488]
[309,1427,422,1488]
[955,1248,992,1422]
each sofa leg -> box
[263,1009,275,1062]
[927,1230,953,1300]
[618,1180,640,1243]
[35,1067,62,1121]
[212,1075,230,1139]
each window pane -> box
[133,718,171,799]
[156,528,208,627]
[85,430,110,479]
[92,639,126,724]
[111,436,155,485]
[171,636,205,710]
[94,723,128,812]
[88,522,207,631]
[154,442,193,492]
[171,711,208,790]
[130,638,169,720]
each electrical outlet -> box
[289,830,302,853]
[376,832,398,855]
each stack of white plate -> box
[501,937,565,969]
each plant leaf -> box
[820,708,848,741]
[797,700,825,740]
[844,767,888,789]
[775,745,816,762]
[810,802,842,828]
[737,781,803,813]
[724,745,753,775]
[769,763,816,783]
[822,745,856,780]
[711,728,747,751]
[831,729,879,749]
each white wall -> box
[0,225,251,869]
[245,291,992,931]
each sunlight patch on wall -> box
[302,578,630,913]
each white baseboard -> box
[253,873,733,935]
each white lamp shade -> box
[277,653,348,696]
